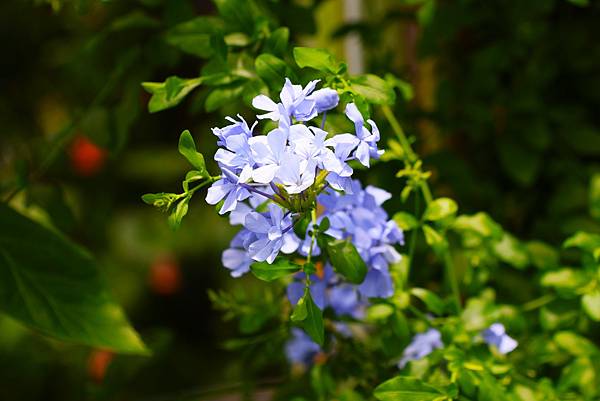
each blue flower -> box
[276,154,317,194]
[252,78,320,122]
[211,114,256,147]
[482,323,518,354]
[307,88,339,113]
[285,328,321,367]
[205,168,251,215]
[222,230,252,277]
[243,203,300,263]
[345,103,384,167]
[248,127,289,184]
[398,329,443,368]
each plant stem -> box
[521,294,555,312]
[381,105,462,313]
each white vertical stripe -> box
[343,0,364,74]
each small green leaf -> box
[411,288,445,315]
[141,192,178,211]
[214,0,259,34]
[325,238,368,284]
[292,289,324,345]
[452,212,503,240]
[224,32,251,47]
[319,217,330,232]
[178,130,207,175]
[0,205,148,355]
[423,198,458,221]
[563,231,600,254]
[142,76,202,113]
[255,54,288,91]
[265,27,289,56]
[205,84,246,112]
[554,331,600,357]
[168,196,190,230]
[349,74,396,105]
[250,259,301,282]
[165,16,224,57]
[422,225,448,255]
[526,241,559,270]
[492,233,529,269]
[374,376,447,401]
[393,212,419,231]
[293,47,340,73]
[582,291,600,321]
[385,73,414,101]
[541,268,587,291]
[366,303,395,321]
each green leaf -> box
[165,16,224,58]
[293,47,340,73]
[423,198,458,221]
[141,192,178,211]
[540,268,587,291]
[582,291,600,321]
[255,54,288,91]
[224,32,251,47]
[563,231,600,254]
[411,288,445,315]
[205,84,246,112]
[178,130,207,174]
[142,76,202,113]
[385,73,414,101]
[422,225,448,255]
[325,238,368,284]
[265,27,289,56]
[492,233,529,269]
[526,241,559,270]
[554,331,599,357]
[0,205,148,354]
[374,376,447,401]
[250,259,301,282]
[214,0,259,34]
[168,196,190,230]
[292,289,324,345]
[452,212,503,240]
[393,212,420,231]
[349,74,396,105]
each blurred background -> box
[0,0,599,399]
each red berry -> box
[149,257,181,295]
[87,349,113,384]
[69,135,106,176]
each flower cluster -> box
[208,78,389,275]
[287,181,404,316]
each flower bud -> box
[309,88,339,112]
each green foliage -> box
[291,289,324,345]
[374,376,449,401]
[324,237,368,285]
[293,47,343,73]
[0,205,148,355]
[250,259,301,282]
[142,77,202,113]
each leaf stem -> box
[381,105,462,313]
[521,293,555,312]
